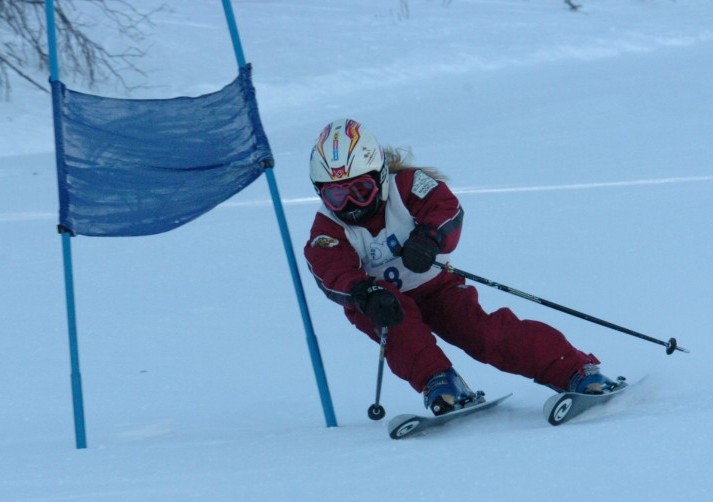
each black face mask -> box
[334,197,382,225]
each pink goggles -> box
[320,176,379,212]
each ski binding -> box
[387,392,513,439]
[543,376,629,426]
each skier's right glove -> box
[350,280,405,327]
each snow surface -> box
[1,0,712,500]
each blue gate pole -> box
[220,0,337,427]
[263,169,338,427]
[45,0,88,449]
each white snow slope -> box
[1,1,712,501]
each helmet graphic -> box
[309,119,389,204]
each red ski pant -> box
[345,273,597,392]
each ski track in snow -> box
[1,175,711,222]
[174,175,713,208]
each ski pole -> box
[434,261,689,355]
[368,327,389,420]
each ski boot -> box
[423,367,480,416]
[569,363,617,394]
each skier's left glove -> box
[401,224,442,273]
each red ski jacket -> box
[304,168,463,306]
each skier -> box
[304,118,616,416]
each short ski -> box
[388,393,513,440]
[543,377,629,426]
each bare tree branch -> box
[0,52,49,95]
[0,0,165,98]
[564,0,582,12]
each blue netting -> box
[53,65,273,236]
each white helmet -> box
[309,119,389,202]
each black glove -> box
[350,281,404,327]
[401,225,442,273]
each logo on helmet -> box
[332,132,340,161]
[314,123,332,169]
[362,145,379,168]
[345,120,361,160]
[331,166,347,179]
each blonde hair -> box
[383,146,448,181]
